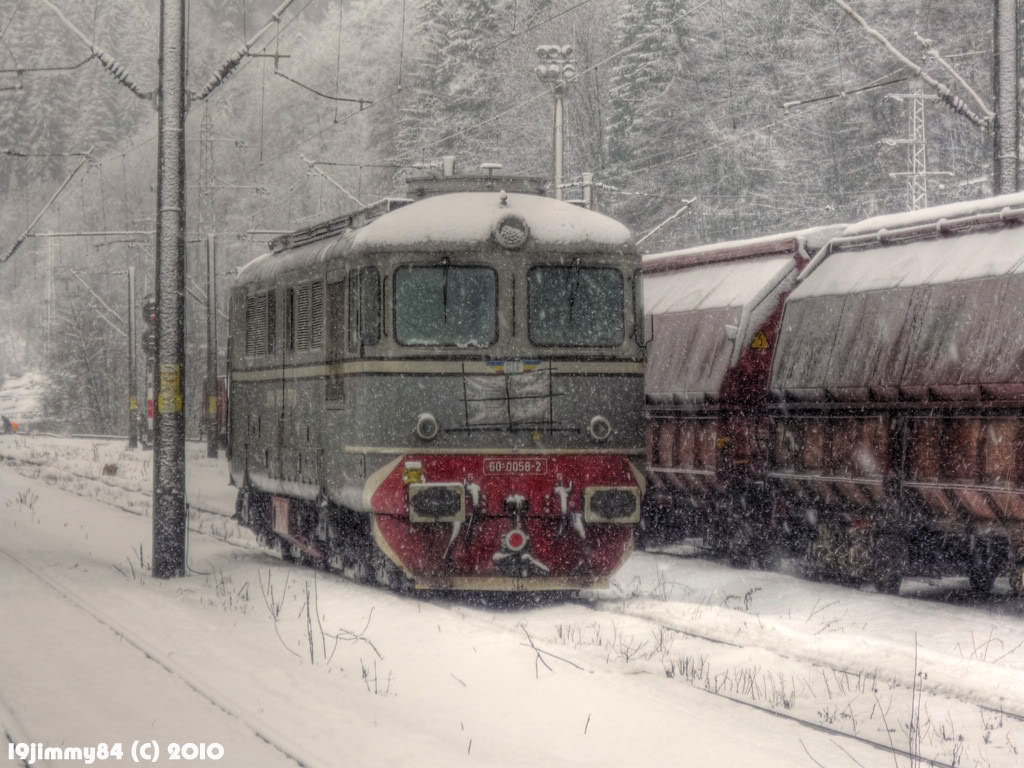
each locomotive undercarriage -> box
[234,473,637,592]
[234,486,411,590]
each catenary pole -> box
[128,266,138,450]
[993,0,1019,194]
[206,234,218,458]
[152,0,188,579]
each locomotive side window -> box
[348,267,381,352]
[528,264,624,347]
[394,263,497,347]
[244,291,275,356]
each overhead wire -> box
[602,68,910,184]
[0,0,23,67]
[484,0,597,53]
[397,0,405,87]
[332,0,344,122]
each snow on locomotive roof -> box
[843,190,1024,236]
[352,192,632,253]
[236,192,633,285]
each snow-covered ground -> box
[2,434,1024,767]
[0,371,46,426]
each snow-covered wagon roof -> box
[772,194,1024,403]
[643,226,843,406]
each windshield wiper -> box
[441,257,450,323]
[567,257,581,323]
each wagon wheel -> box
[1010,561,1024,597]
[803,521,847,583]
[967,545,999,595]
[727,516,758,568]
[869,534,904,596]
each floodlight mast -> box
[535,45,576,201]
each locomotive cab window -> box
[394,263,497,347]
[528,263,624,347]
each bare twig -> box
[520,624,553,678]
[874,694,900,768]
[327,607,382,659]
[800,739,827,768]
[992,640,1024,665]
[830,738,866,768]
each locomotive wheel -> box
[370,546,411,592]
[235,486,271,538]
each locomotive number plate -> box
[484,458,548,474]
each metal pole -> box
[993,0,1019,194]
[45,239,53,363]
[128,266,138,450]
[206,234,218,458]
[152,0,188,579]
[553,87,564,201]
[582,172,593,210]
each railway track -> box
[0,452,247,560]
[0,546,322,768]
[572,595,1010,768]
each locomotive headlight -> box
[408,483,466,523]
[415,412,440,441]
[588,415,612,442]
[584,487,641,524]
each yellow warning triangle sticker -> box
[751,332,770,350]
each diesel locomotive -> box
[228,171,645,590]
